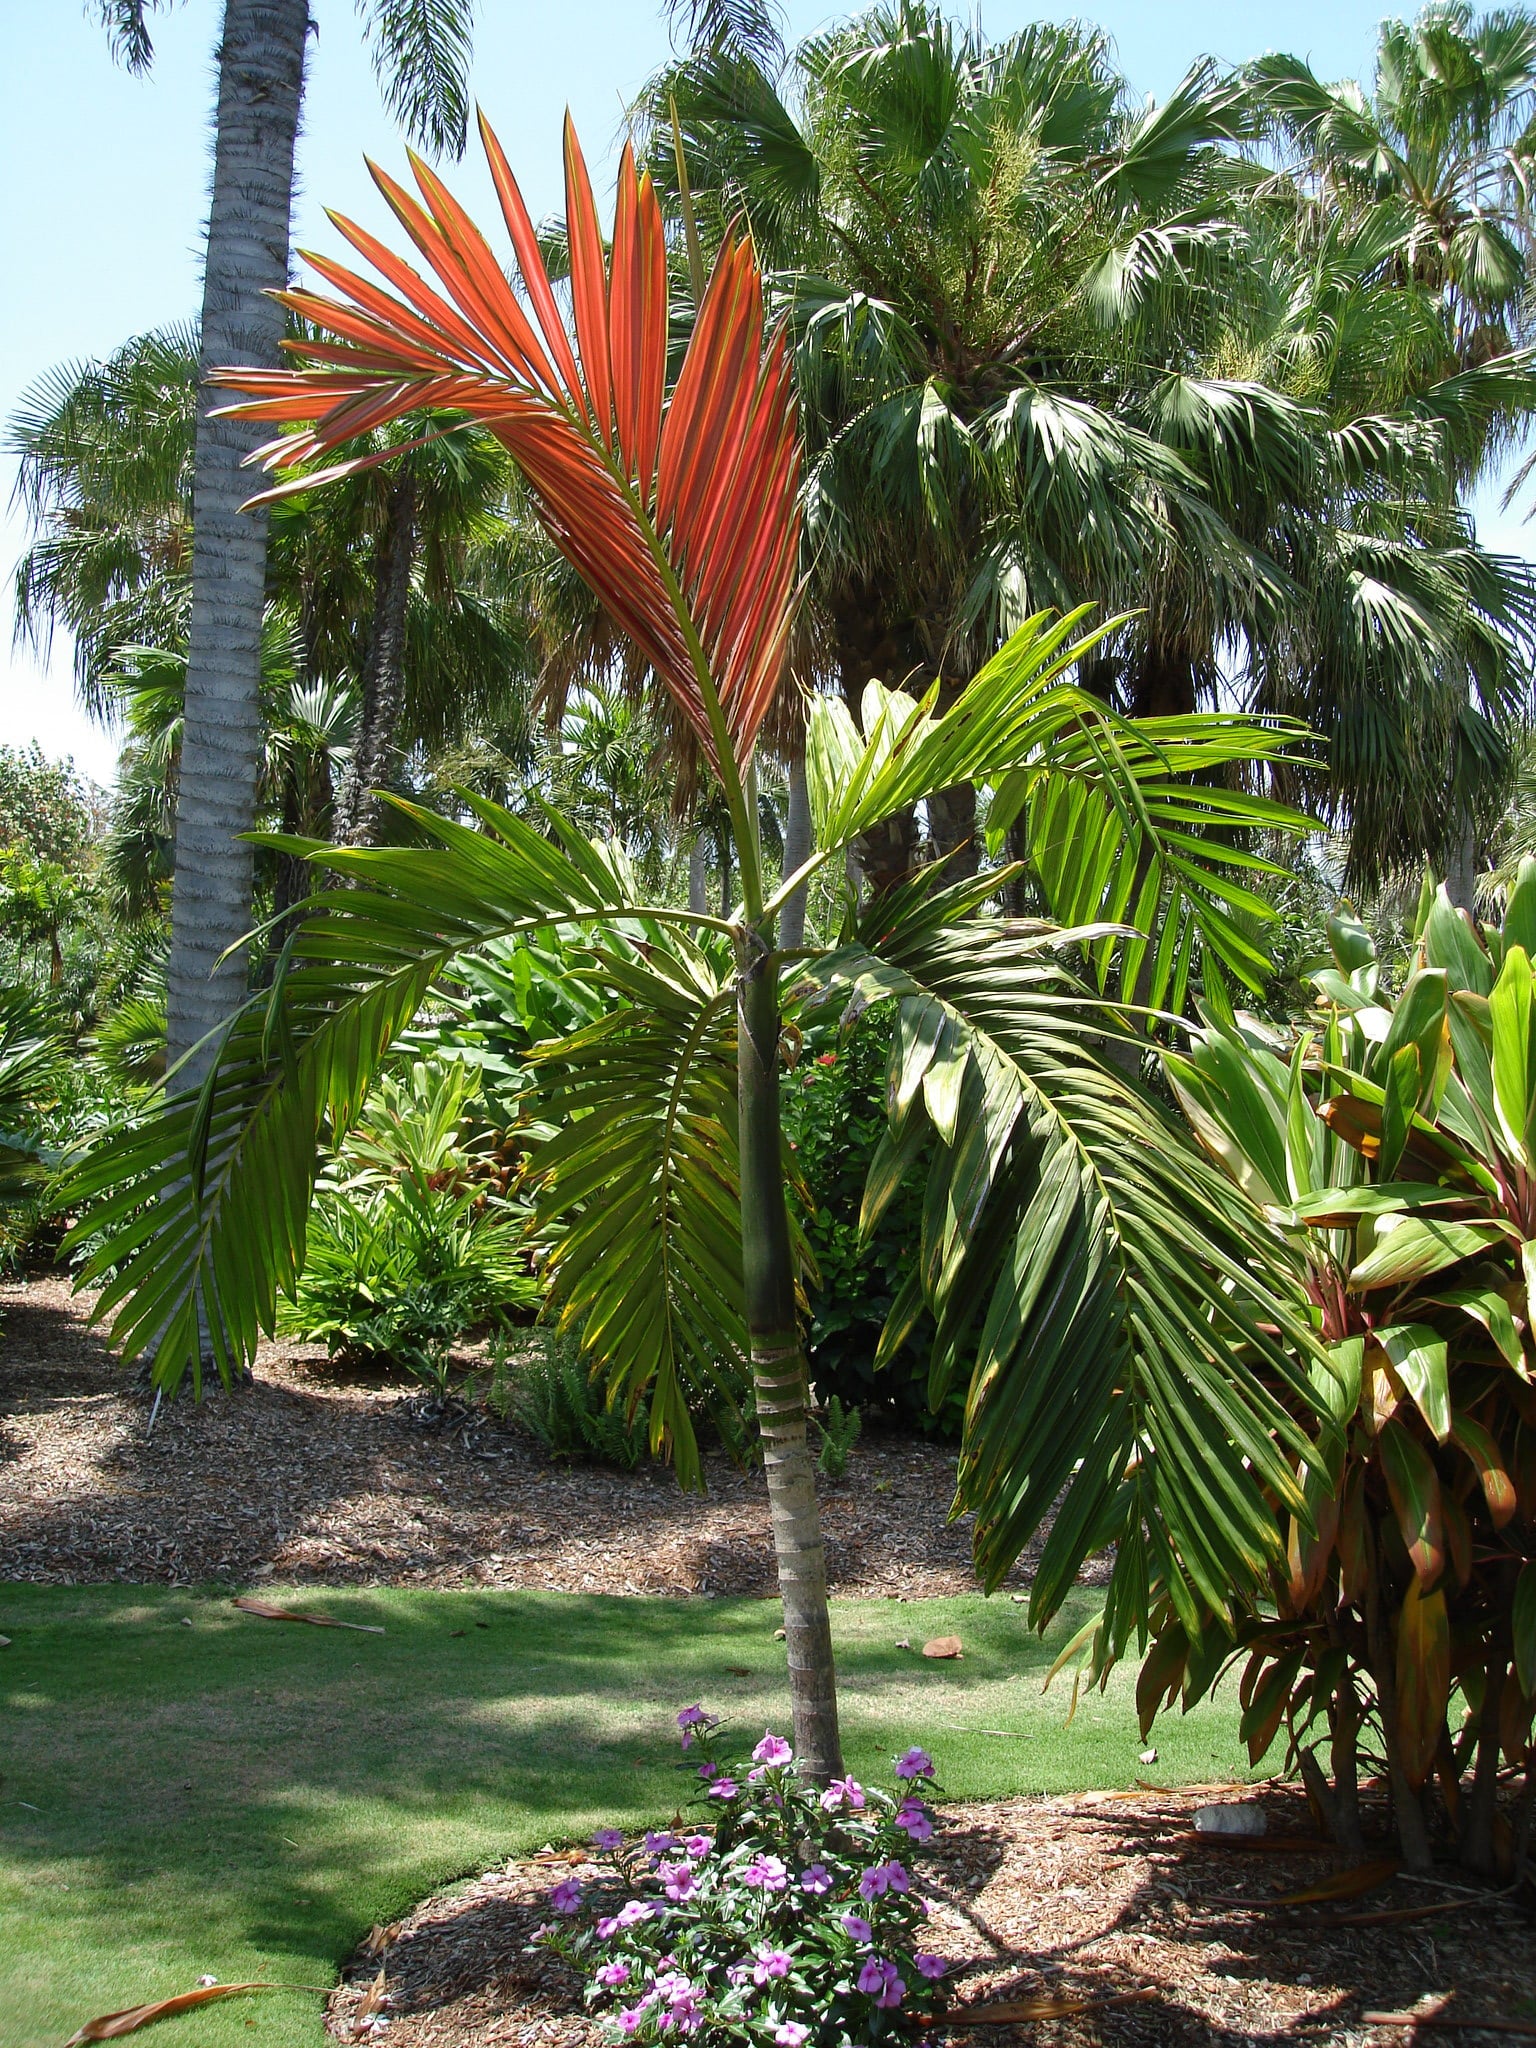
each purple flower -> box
[894,1800,933,1843]
[742,1854,788,1891]
[858,1958,906,2009]
[859,1860,909,1900]
[615,1899,653,1929]
[752,1731,793,1767]
[645,1831,678,1856]
[775,2027,809,2048]
[752,1949,791,1985]
[549,1879,583,1914]
[658,1861,696,1902]
[726,1963,753,1988]
[914,1954,947,1981]
[697,1762,719,1782]
[895,1747,934,1781]
[819,1776,865,1812]
[683,1834,711,1859]
[593,1828,625,1852]
[799,1863,832,1895]
[706,1777,738,1800]
[840,1913,872,1944]
[597,1961,631,1988]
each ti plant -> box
[1154,877,1536,1876]
[67,114,1322,1777]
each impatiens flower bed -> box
[534,1709,948,2044]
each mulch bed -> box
[326,1784,1536,2048]
[0,1272,1084,1598]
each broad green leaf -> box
[1377,1416,1444,1589]
[1432,1285,1524,1369]
[1421,886,1493,997]
[1448,1411,1517,1528]
[1326,904,1375,975]
[1489,943,1536,1165]
[1375,1323,1450,1442]
[1349,1215,1506,1288]
[1503,857,1536,960]
[1378,969,1449,1113]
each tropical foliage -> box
[1111,880,1536,1876]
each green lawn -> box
[1,1584,1257,2048]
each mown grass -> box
[1,1584,1259,2048]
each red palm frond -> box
[209,113,801,773]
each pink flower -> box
[658,1861,696,1901]
[819,1776,865,1812]
[596,1916,621,1940]
[617,2007,648,2035]
[895,1747,934,1780]
[614,1900,653,1929]
[799,1862,832,1895]
[742,1854,788,1891]
[549,1879,583,1914]
[706,1777,738,1799]
[914,1954,947,1980]
[676,1704,710,1729]
[597,1961,631,1988]
[593,1828,625,1852]
[683,1835,711,1859]
[895,1800,933,1843]
[859,1860,909,1900]
[752,1949,791,1985]
[645,1831,677,1856]
[752,1731,793,1766]
[775,2027,809,2048]
[698,1762,719,1781]
[840,1913,872,1944]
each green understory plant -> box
[1129,879,1536,1876]
[510,1328,653,1470]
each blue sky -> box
[2,0,1524,785]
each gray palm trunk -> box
[334,471,418,845]
[777,740,812,950]
[688,838,710,915]
[165,0,307,1082]
[737,950,842,1781]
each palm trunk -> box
[927,779,978,881]
[334,470,418,847]
[688,838,710,916]
[165,0,307,1080]
[778,741,812,951]
[1444,811,1479,913]
[737,943,842,1782]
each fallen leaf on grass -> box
[64,1982,327,2042]
[725,1665,751,1677]
[929,1987,1157,2026]
[0,1634,10,1647]
[232,1597,384,1635]
[922,1636,963,1659]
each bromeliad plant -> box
[65,113,1324,1777]
[1142,877,1536,1876]
[536,1710,948,2045]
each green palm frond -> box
[360,0,476,158]
[528,928,749,1487]
[815,875,1324,1638]
[60,798,647,1393]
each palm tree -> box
[95,0,477,1091]
[65,116,1326,1774]
[647,3,1536,906]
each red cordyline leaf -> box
[208,111,802,773]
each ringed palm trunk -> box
[166,0,307,1081]
[737,939,842,1781]
[334,470,418,846]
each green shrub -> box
[508,1329,652,1468]
[813,1394,862,1479]
[782,1005,962,1437]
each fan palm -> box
[66,115,1327,1775]
[647,3,1536,901]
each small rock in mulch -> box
[326,1786,1536,2048]
[0,1273,1102,1598]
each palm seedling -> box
[67,116,1331,1774]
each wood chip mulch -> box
[0,1273,1083,1597]
[326,1785,1536,2048]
